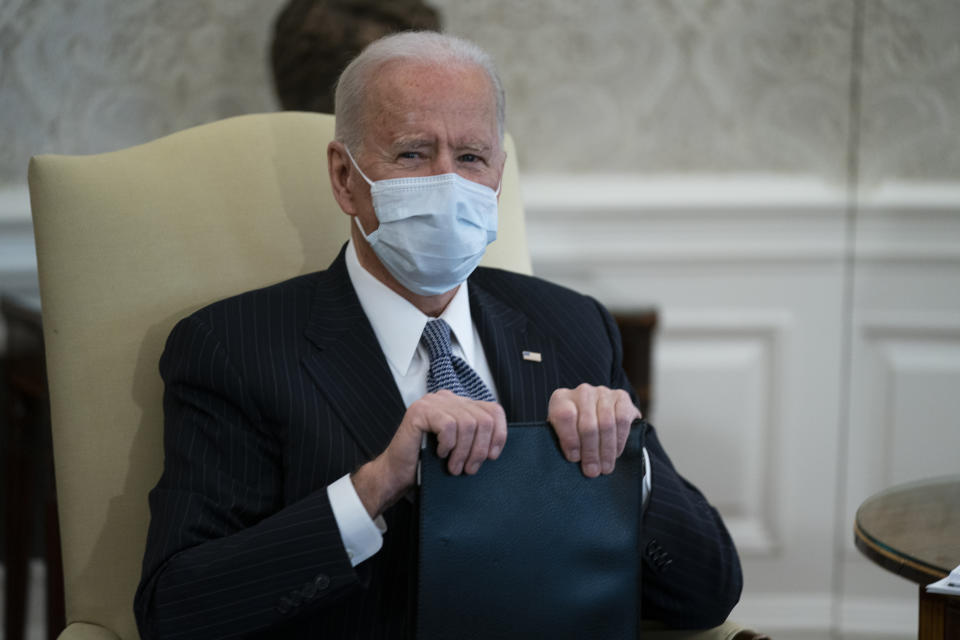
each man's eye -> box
[459,154,480,163]
[398,152,420,160]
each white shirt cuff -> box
[327,447,649,566]
[642,447,652,512]
[327,474,387,567]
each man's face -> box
[349,59,505,235]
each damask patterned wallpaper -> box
[859,1,960,185]
[0,0,286,186]
[1,0,958,188]
[436,0,855,179]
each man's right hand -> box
[350,390,507,518]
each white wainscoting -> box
[656,309,791,557]
[523,175,959,636]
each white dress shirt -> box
[327,239,649,567]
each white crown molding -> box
[522,174,960,266]
[858,181,960,212]
[522,174,847,213]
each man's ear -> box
[328,141,358,215]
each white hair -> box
[334,31,505,153]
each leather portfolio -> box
[417,419,646,639]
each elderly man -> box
[135,32,741,639]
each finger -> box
[575,385,601,478]
[445,412,477,475]
[614,391,638,456]
[425,391,475,471]
[487,403,508,459]
[548,389,580,462]
[596,390,617,474]
[432,411,459,459]
[462,402,496,474]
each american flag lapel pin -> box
[522,350,542,363]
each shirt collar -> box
[345,239,476,375]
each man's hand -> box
[351,390,507,518]
[548,384,641,478]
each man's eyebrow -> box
[387,137,494,154]
[455,141,492,153]
[390,137,434,151]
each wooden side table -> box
[854,476,960,639]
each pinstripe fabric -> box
[135,245,741,639]
[422,319,495,401]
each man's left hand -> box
[548,384,641,478]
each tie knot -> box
[421,318,453,361]
[421,317,495,402]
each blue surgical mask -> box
[345,147,499,296]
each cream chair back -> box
[28,111,529,640]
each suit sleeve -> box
[596,301,744,629]
[134,315,367,640]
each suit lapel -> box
[300,256,563,457]
[469,276,560,423]
[301,249,406,460]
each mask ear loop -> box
[354,214,376,239]
[342,145,375,187]
[342,145,379,237]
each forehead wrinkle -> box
[362,62,500,155]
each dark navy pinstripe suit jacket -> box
[134,247,741,639]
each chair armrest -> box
[57,622,122,640]
[642,619,768,640]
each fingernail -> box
[467,462,479,474]
[490,445,502,458]
[602,462,614,474]
[569,449,580,462]
[584,463,599,477]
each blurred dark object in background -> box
[271,0,442,114]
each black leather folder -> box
[417,420,646,640]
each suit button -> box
[288,590,303,606]
[302,581,318,599]
[314,574,330,590]
[276,596,293,614]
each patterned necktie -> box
[421,318,495,402]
